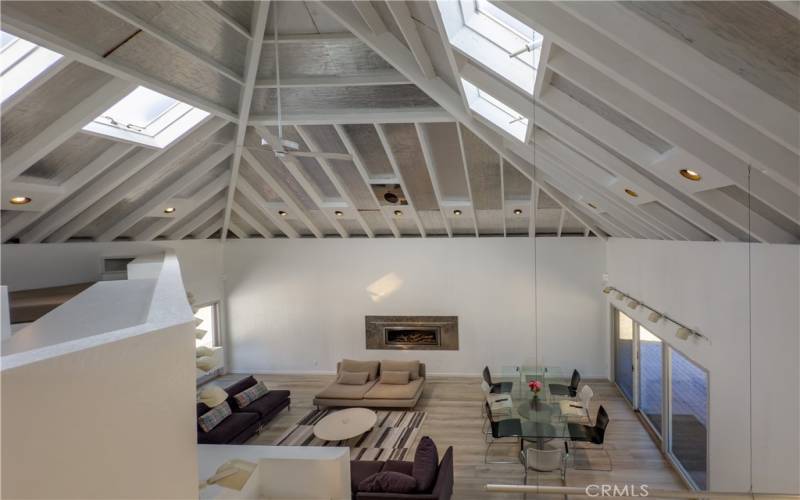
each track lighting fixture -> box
[676,327,692,341]
[648,311,662,323]
[615,291,625,301]
[602,286,612,294]
[627,299,640,310]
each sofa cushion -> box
[317,380,377,400]
[381,360,421,380]
[235,390,290,418]
[358,471,417,493]
[198,384,228,408]
[196,346,214,357]
[412,436,439,492]
[338,371,369,385]
[381,460,414,476]
[225,375,257,397]
[196,356,216,372]
[233,381,269,408]
[364,377,424,400]
[350,461,385,493]
[198,411,259,444]
[198,401,232,432]
[341,359,380,381]
[380,370,410,385]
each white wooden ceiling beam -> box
[375,124,427,237]
[1,57,71,113]
[2,143,134,242]
[334,124,400,237]
[135,171,231,241]
[241,148,324,238]
[532,175,608,241]
[236,178,300,238]
[28,118,227,243]
[94,1,245,85]
[546,51,800,225]
[248,107,451,126]
[1,78,135,184]
[532,98,738,241]
[170,199,227,240]
[352,1,387,34]
[456,122,482,238]
[556,208,565,238]
[428,0,472,116]
[97,144,235,241]
[228,221,248,239]
[386,1,436,79]
[232,201,273,238]
[694,190,798,244]
[255,71,409,88]
[0,14,239,122]
[254,127,347,237]
[558,1,799,156]
[295,126,375,237]
[495,1,799,191]
[263,32,358,44]
[525,38,552,143]
[197,217,224,240]
[221,0,270,241]
[202,1,252,39]
[415,123,453,238]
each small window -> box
[0,30,63,103]
[462,79,528,140]
[82,85,209,148]
[195,303,219,349]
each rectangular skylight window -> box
[438,1,543,94]
[462,79,527,141]
[83,86,209,148]
[1,30,63,103]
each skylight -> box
[1,31,64,103]
[438,0,542,94]
[462,79,528,141]
[83,86,209,148]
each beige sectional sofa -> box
[313,359,426,408]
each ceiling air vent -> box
[372,184,408,206]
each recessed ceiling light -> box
[163,207,176,214]
[394,210,403,216]
[453,209,462,216]
[9,196,31,205]
[624,188,639,198]
[680,169,702,181]
[278,210,288,217]
[334,210,344,217]
[513,208,523,215]
[587,202,597,209]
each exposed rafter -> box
[415,123,453,238]
[375,124,427,237]
[385,1,436,79]
[236,178,300,238]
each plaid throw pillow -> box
[233,381,269,408]
[198,401,231,433]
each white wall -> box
[223,237,608,377]
[606,238,800,494]
[0,240,224,306]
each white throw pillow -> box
[197,356,216,372]
[196,346,214,358]
[198,384,228,407]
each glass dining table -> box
[493,365,572,449]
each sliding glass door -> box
[669,349,709,490]
[614,310,635,403]
[638,326,663,437]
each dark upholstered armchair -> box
[350,447,454,500]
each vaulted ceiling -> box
[1,1,798,244]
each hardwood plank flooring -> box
[206,373,687,499]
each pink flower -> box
[528,380,542,392]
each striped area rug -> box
[273,409,427,461]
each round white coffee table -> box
[313,408,378,441]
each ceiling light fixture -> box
[453,209,462,216]
[615,291,625,301]
[394,210,403,216]
[602,286,612,294]
[163,207,176,214]
[648,311,663,323]
[624,188,639,198]
[675,327,693,341]
[680,169,702,181]
[627,299,640,310]
[9,196,31,205]
[278,210,288,217]
[334,210,344,217]
[513,208,523,215]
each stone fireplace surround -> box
[365,315,458,350]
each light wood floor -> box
[208,373,687,499]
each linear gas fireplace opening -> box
[366,316,458,351]
[384,327,441,347]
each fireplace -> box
[384,327,441,347]
[366,316,458,351]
